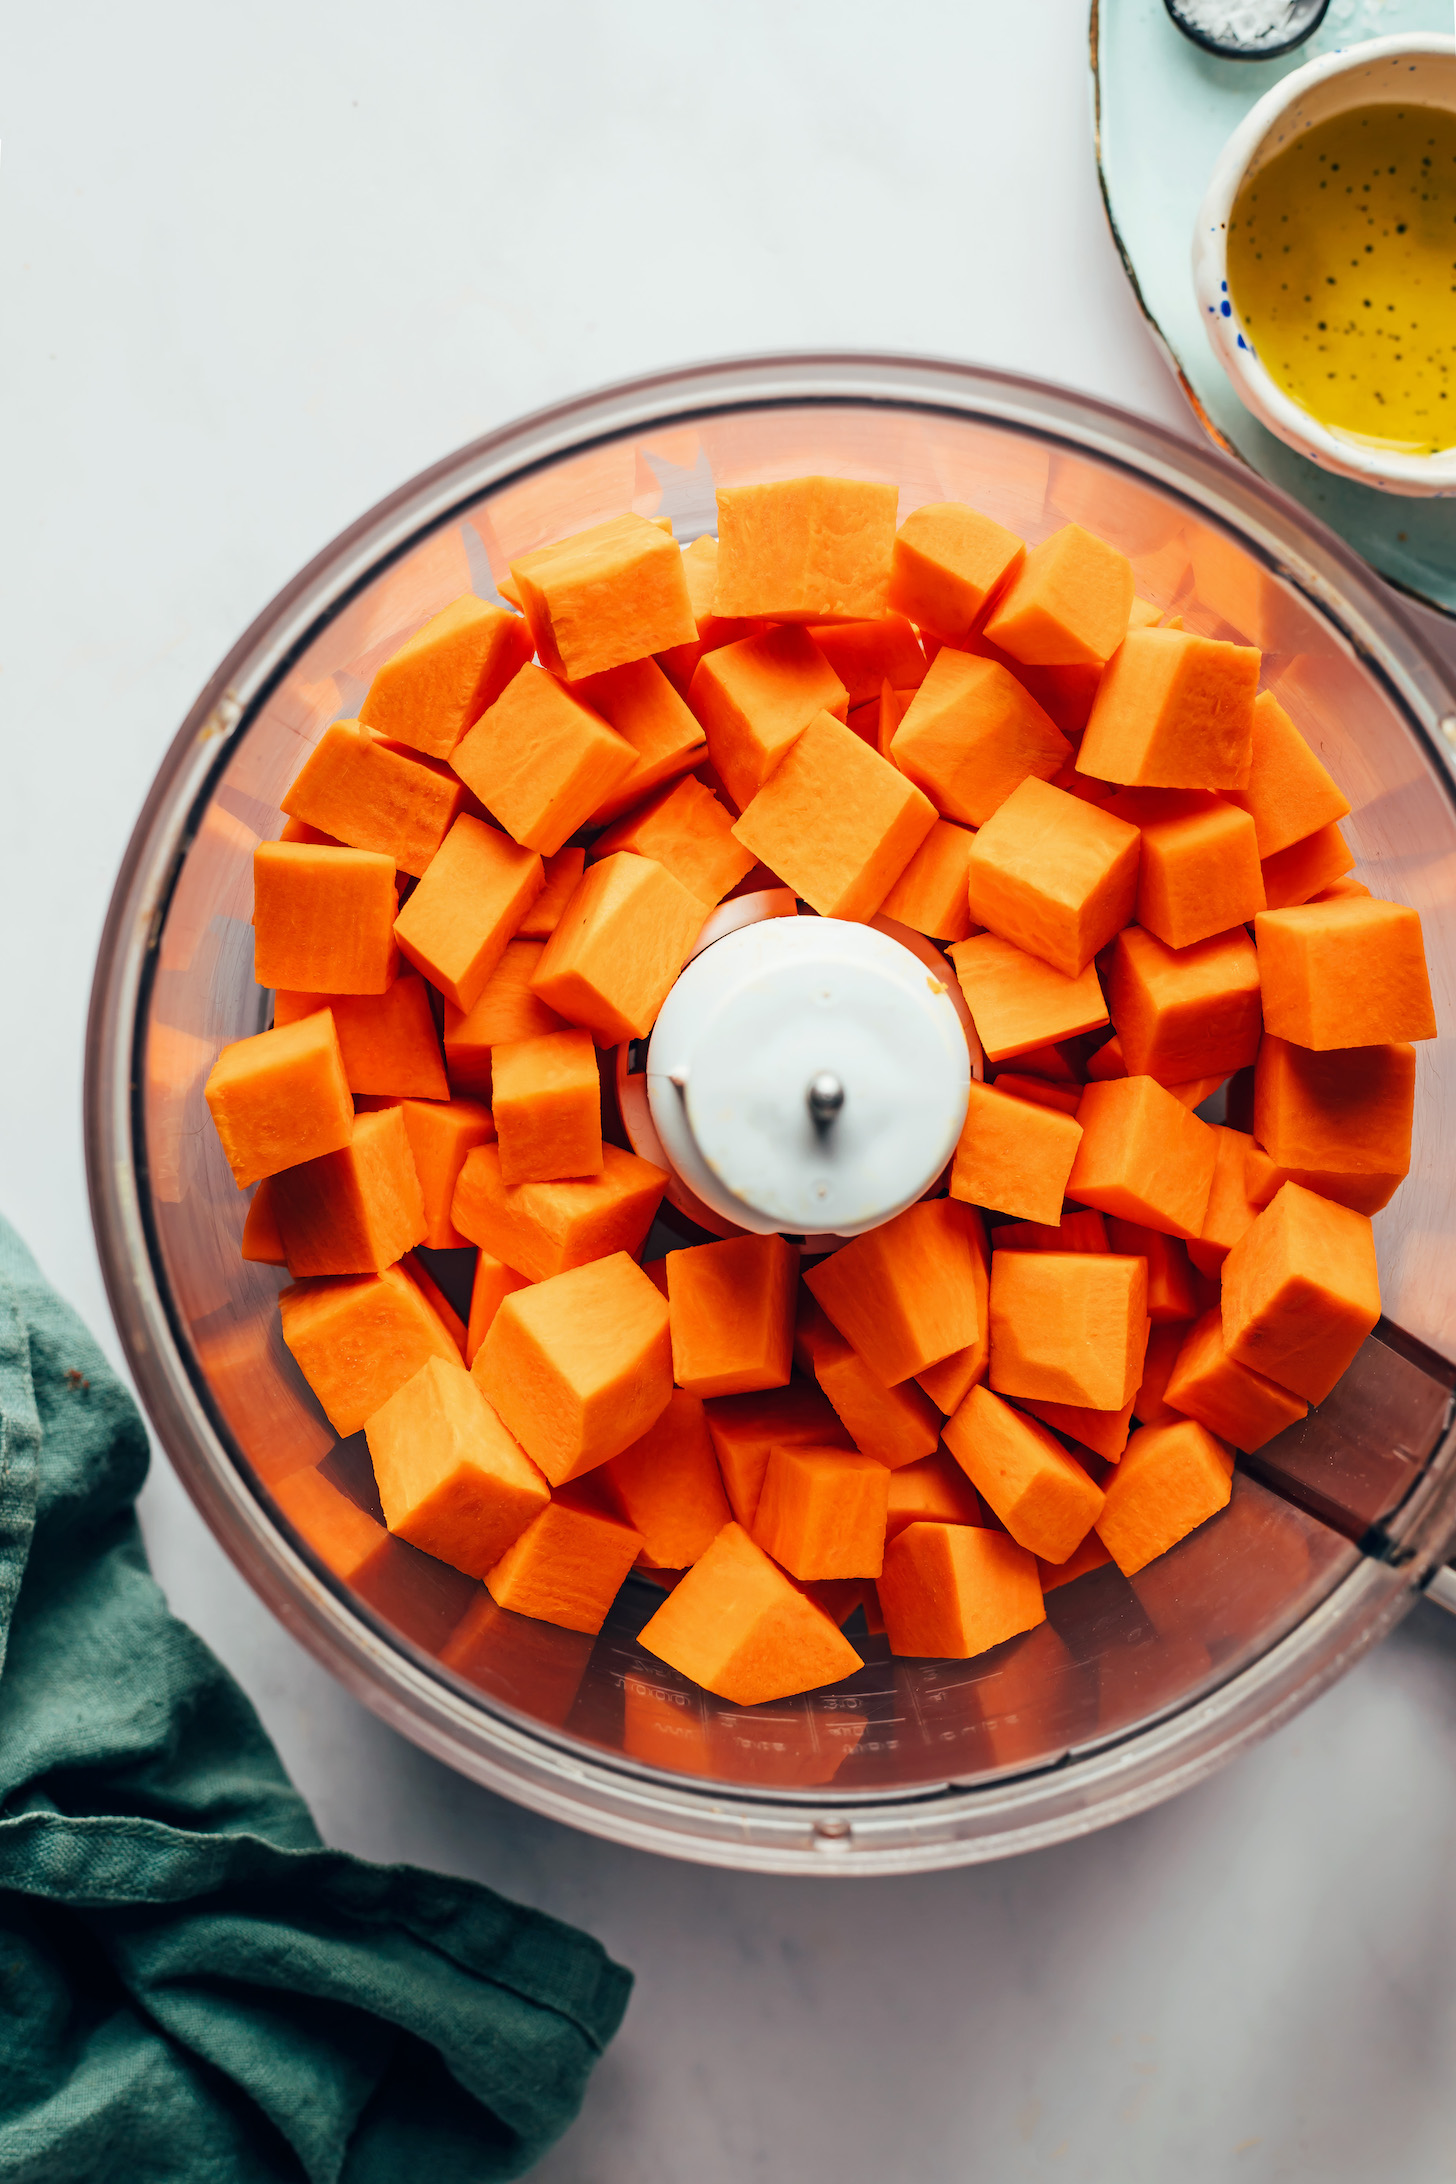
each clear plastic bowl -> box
[86,354,1456,1874]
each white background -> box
[6,5,1456,2178]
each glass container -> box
[86,355,1456,1873]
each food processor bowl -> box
[86,354,1456,1874]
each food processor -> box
[86,353,1456,1873]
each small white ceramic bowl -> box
[1193,34,1456,499]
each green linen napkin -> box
[0,1214,631,2182]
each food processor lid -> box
[645,915,971,1239]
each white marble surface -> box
[5,4,1456,2177]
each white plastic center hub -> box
[646,917,971,1240]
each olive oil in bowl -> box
[1226,104,1456,457]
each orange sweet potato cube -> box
[241,1176,287,1264]
[1253,1035,1414,1215]
[1241,1130,1324,1207]
[1018,1394,1135,1462]
[950,1079,1082,1227]
[713,476,898,622]
[793,1287,841,1375]
[993,1073,1083,1116]
[600,1388,731,1568]
[392,814,543,1012]
[885,1452,983,1535]
[1109,924,1261,1084]
[451,664,636,856]
[1068,1077,1218,1241]
[1117,789,1266,950]
[399,1251,467,1356]
[474,1251,673,1483]
[274,974,447,1101]
[516,847,587,940]
[1259,820,1355,910]
[465,1251,531,1366]
[281,721,472,878]
[530,852,707,1044]
[279,816,342,846]
[1227,689,1350,857]
[638,1521,864,1703]
[982,523,1134,668]
[654,534,760,694]
[1189,1124,1264,1277]
[967,776,1139,978]
[992,1210,1109,1253]
[252,842,398,995]
[877,817,977,942]
[875,680,912,757]
[1008,656,1103,739]
[1255,898,1436,1049]
[1163,1310,1307,1454]
[805,1197,985,1386]
[878,1522,1045,1658]
[912,1336,991,1423]
[666,1233,798,1398]
[205,1010,354,1187]
[1094,1418,1234,1575]
[688,624,847,813]
[1220,1181,1380,1404]
[887,501,1026,644]
[271,1106,426,1276]
[813,1325,942,1469]
[948,934,1109,1064]
[1077,628,1261,789]
[987,1249,1149,1410]
[368,1095,495,1250]
[566,657,707,824]
[702,1381,852,1528]
[732,711,937,921]
[490,1029,603,1185]
[1103,1217,1198,1323]
[942,1382,1105,1561]
[509,512,697,679]
[1308,867,1369,902]
[592,774,755,907]
[365,1355,550,1577]
[441,939,567,1098]
[1038,1530,1114,1590]
[1131,1318,1189,1427]
[1168,1075,1226,1111]
[754,1446,890,1579]
[842,694,886,748]
[486,1492,644,1635]
[451,1140,666,1281]
[805,616,927,705]
[279,1263,462,1436]
[890,650,1071,827]
[359,594,533,759]
[913,1205,992,1414]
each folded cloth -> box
[0,1216,630,2182]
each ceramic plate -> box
[1094,0,1455,615]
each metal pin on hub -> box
[807,1072,845,1130]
